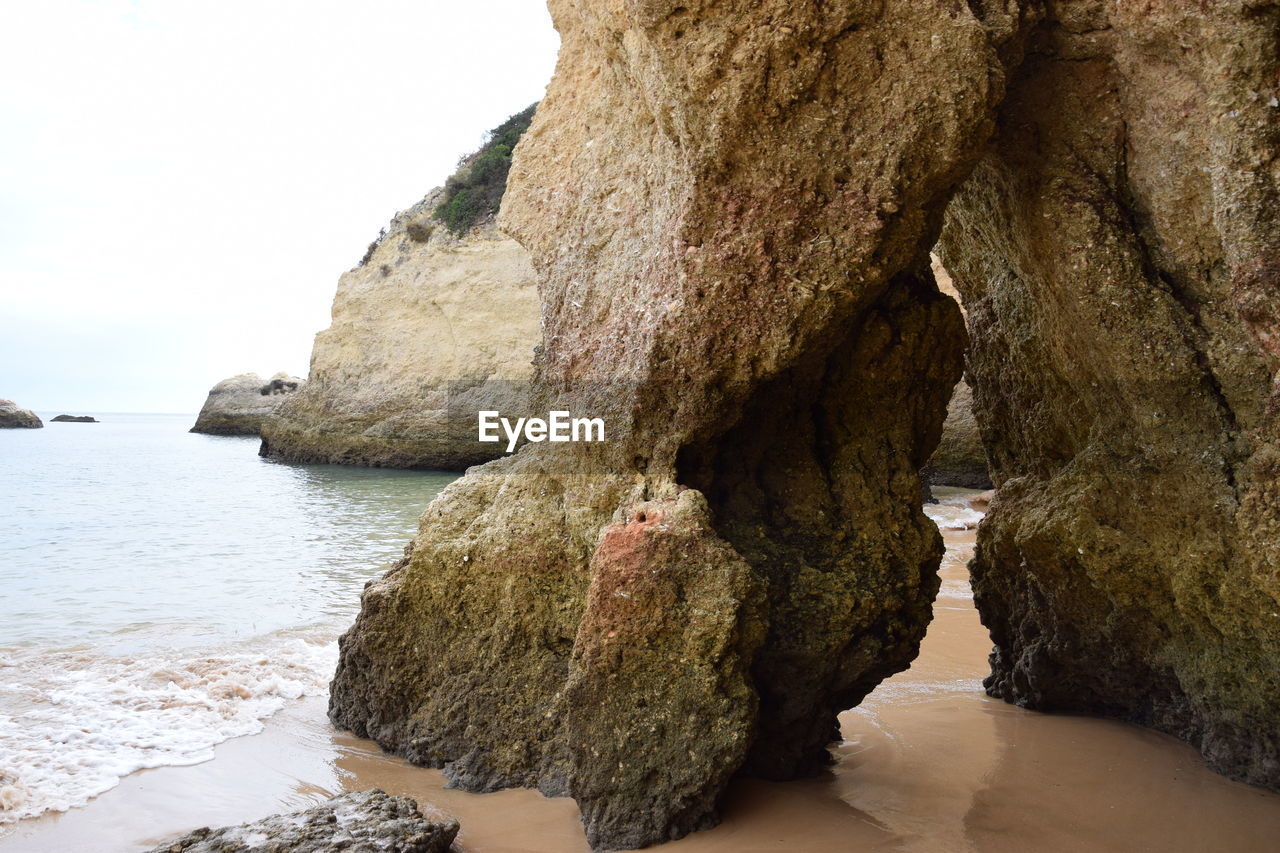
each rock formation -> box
[191,373,304,436]
[326,0,1277,848]
[50,414,97,423]
[329,1,1035,849]
[929,380,991,489]
[147,789,458,853]
[938,0,1280,791]
[928,258,992,489]
[258,190,540,470]
[0,399,42,428]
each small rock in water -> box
[50,414,98,423]
[147,789,459,853]
[0,399,42,428]
[191,372,303,436]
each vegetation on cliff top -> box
[434,104,537,235]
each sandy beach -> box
[6,490,1278,852]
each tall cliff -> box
[939,0,1280,789]
[329,1,1031,849]
[258,190,540,470]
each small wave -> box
[924,502,985,531]
[854,677,986,709]
[0,635,337,825]
[937,578,974,601]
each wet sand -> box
[5,490,1280,852]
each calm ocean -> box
[0,414,453,827]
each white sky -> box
[0,0,559,413]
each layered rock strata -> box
[147,789,458,853]
[0,399,41,429]
[191,373,303,436]
[939,0,1280,789]
[258,192,540,470]
[330,1,1034,849]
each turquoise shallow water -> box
[0,413,454,825]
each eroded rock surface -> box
[928,259,992,489]
[191,373,304,436]
[258,191,539,470]
[939,0,1280,789]
[147,789,458,853]
[930,380,991,489]
[330,1,1033,848]
[0,399,41,429]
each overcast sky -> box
[0,0,559,413]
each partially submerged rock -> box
[330,1,1030,849]
[147,789,458,853]
[258,191,539,470]
[0,399,42,429]
[191,373,304,437]
[50,414,97,423]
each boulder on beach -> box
[50,414,97,423]
[0,399,42,428]
[190,373,305,437]
[147,789,458,853]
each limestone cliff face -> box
[939,1,1280,789]
[329,1,1032,849]
[0,399,41,429]
[190,373,303,436]
[258,192,540,470]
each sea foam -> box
[0,634,336,825]
[924,499,985,531]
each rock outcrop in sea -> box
[50,414,97,423]
[147,789,458,853]
[328,0,1278,849]
[257,190,540,470]
[0,399,42,429]
[191,373,304,436]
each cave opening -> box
[672,257,971,781]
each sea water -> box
[0,414,454,825]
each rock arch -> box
[329,1,1279,849]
